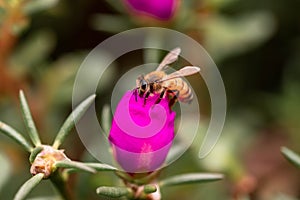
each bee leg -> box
[139,89,144,97]
[133,88,138,102]
[144,91,151,105]
[169,90,179,108]
[155,88,166,104]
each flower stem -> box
[50,170,73,200]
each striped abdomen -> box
[163,78,193,103]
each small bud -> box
[144,184,157,194]
[122,0,179,20]
[96,186,131,198]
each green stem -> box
[50,171,73,200]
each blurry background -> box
[0,0,300,199]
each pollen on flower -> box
[30,145,69,178]
[109,90,176,173]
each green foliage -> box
[202,11,276,61]
[281,147,300,168]
[91,14,133,33]
[10,30,56,75]
[52,94,96,149]
[96,186,130,198]
[0,0,299,199]
[143,184,157,194]
[0,92,98,199]
[23,0,59,15]
[101,104,112,136]
[159,173,224,187]
[14,174,44,200]
[0,121,33,152]
[55,160,96,173]
[19,90,41,147]
[0,152,11,193]
[29,146,44,164]
[84,163,117,172]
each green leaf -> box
[23,0,59,15]
[27,197,62,200]
[29,146,44,164]
[11,21,29,36]
[143,34,165,64]
[96,186,130,198]
[0,121,33,152]
[91,14,132,33]
[84,162,117,171]
[19,90,41,147]
[0,152,11,192]
[159,173,224,187]
[203,12,276,61]
[52,94,96,149]
[281,147,300,168]
[62,161,115,176]
[10,30,55,75]
[143,184,157,194]
[14,173,44,200]
[101,104,111,136]
[104,0,126,13]
[55,160,96,173]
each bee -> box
[135,47,200,107]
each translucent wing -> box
[156,47,181,71]
[159,66,200,82]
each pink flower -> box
[109,90,175,173]
[122,0,179,20]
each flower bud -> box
[109,91,175,173]
[122,0,179,20]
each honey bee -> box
[135,47,200,107]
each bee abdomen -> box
[167,79,193,103]
[179,85,193,103]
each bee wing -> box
[156,47,181,71]
[159,66,200,82]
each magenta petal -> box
[123,0,178,20]
[112,142,173,173]
[109,91,175,173]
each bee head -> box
[136,75,148,96]
[139,79,147,92]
